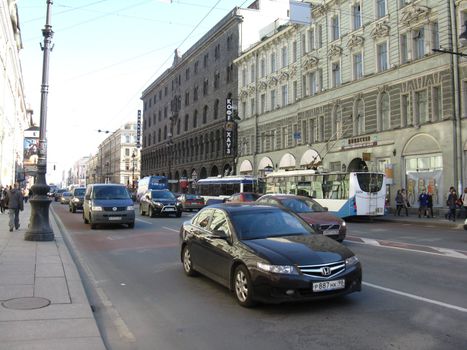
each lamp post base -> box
[24,196,54,241]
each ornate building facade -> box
[140,0,290,192]
[235,0,467,208]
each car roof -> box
[259,194,312,201]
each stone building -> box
[86,122,140,187]
[140,0,290,192]
[235,0,467,209]
[0,0,28,186]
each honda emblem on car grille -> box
[321,267,331,276]
[112,207,117,211]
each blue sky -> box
[17,0,251,183]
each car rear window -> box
[93,186,130,199]
[74,189,85,196]
[186,194,201,200]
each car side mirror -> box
[85,195,90,200]
[211,230,229,240]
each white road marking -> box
[163,226,179,233]
[136,218,153,224]
[359,238,381,246]
[363,282,467,313]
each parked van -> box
[83,183,135,229]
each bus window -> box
[357,173,384,193]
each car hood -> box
[152,199,177,205]
[297,212,343,226]
[92,199,133,207]
[242,234,352,265]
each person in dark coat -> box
[426,192,434,218]
[447,189,458,222]
[5,183,24,231]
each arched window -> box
[214,99,219,119]
[193,110,198,128]
[203,105,208,124]
[184,114,189,131]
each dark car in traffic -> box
[256,194,347,242]
[180,203,361,307]
[139,189,182,217]
[69,187,86,213]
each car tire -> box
[233,265,255,308]
[72,205,76,213]
[69,206,72,212]
[149,206,155,218]
[83,212,89,224]
[176,212,182,218]
[182,245,197,276]
[139,204,144,216]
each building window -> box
[376,0,386,18]
[194,61,199,74]
[214,44,220,60]
[203,105,208,124]
[260,94,266,114]
[301,33,307,55]
[355,99,365,135]
[380,92,390,131]
[185,91,190,106]
[250,63,255,83]
[184,114,189,132]
[353,52,363,80]
[193,110,198,128]
[432,86,441,122]
[352,3,362,30]
[318,116,325,141]
[400,33,408,64]
[158,128,161,142]
[241,68,247,87]
[281,46,288,68]
[250,98,255,116]
[331,15,340,41]
[164,106,168,119]
[309,71,317,95]
[333,106,343,139]
[241,101,246,118]
[401,94,411,126]
[185,68,190,81]
[270,89,276,110]
[177,119,181,134]
[226,64,234,83]
[281,85,288,106]
[415,90,428,124]
[227,34,232,50]
[214,99,219,119]
[203,53,209,68]
[193,86,198,101]
[310,118,317,144]
[282,126,289,149]
[377,42,388,72]
[292,41,297,62]
[317,24,323,48]
[270,52,276,73]
[203,79,209,96]
[413,28,425,60]
[432,22,439,50]
[332,62,341,87]
[260,57,265,78]
[293,81,298,101]
[301,120,307,144]
[308,29,315,51]
[302,74,308,96]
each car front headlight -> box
[345,255,359,266]
[92,206,103,211]
[257,262,298,275]
[152,201,163,207]
[126,205,134,210]
[342,221,346,227]
[72,198,80,203]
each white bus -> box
[265,170,386,218]
[196,175,265,201]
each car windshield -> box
[152,191,176,200]
[231,209,310,240]
[281,197,325,213]
[93,186,130,199]
[74,189,85,196]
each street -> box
[51,202,467,350]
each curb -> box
[371,216,465,230]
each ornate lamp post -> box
[25,1,54,241]
[131,151,136,189]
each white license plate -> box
[312,279,345,292]
[163,207,175,212]
[323,229,339,236]
[108,216,122,221]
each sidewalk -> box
[0,202,106,350]
[367,210,465,230]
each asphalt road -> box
[52,202,467,350]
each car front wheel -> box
[233,265,255,308]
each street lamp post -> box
[131,151,136,189]
[25,0,54,241]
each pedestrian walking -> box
[418,189,429,218]
[460,188,467,219]
[395,190,403,216]
[4,183,24,231]
[426,192,434,218]
[0,186,6,213]
[446,189,458,222]
[400,189,409,216]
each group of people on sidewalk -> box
[394,186,467,221]
[0,183,24,231]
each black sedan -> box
[179,203,362,307]
[139,189,182,217]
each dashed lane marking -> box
[346,236,467,260]
[163,226,179,233]
[363,282,467,313]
